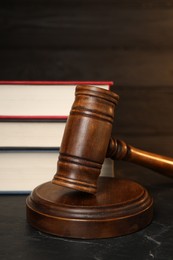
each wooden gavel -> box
[27,84,173,238]
[53,85,173,194]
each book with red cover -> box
[0,81,114,192]
[0,81,113,121]
[0,81,113,148]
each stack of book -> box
[0,81,114,193]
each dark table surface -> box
[0,163,173,260]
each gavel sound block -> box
[26,85,173,239]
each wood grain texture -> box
[108,138,173,178]
[53,85,119,193]
[26,177,153,238]
[1,2,173,87]
[0,0,173,245]
[114,86,173,135]
[1,49,173,87]
[0,1,173,156]
[1,7,173,50]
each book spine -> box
[0,81,113,193]
[0,80,113,86]
[0,115,67,122]
[0,147,60,152]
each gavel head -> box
[52,85,119,193]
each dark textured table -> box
[0,164,173,260]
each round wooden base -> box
[26,177,153,239]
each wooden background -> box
[0,0,173,158]
[1,3,173,259]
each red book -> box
[0,81,113,148]
[0,81,114,192]
[0,81,113,121]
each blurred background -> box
[0,0,173,160]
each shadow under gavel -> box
[53,85,173,194]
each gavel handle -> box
[107,138,173,178]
